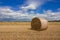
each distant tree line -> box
[48,20,60,22]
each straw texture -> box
[31,17,48,31]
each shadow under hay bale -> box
[31,17,48,31]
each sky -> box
[0,0,60,21]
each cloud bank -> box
[0,0,60,21]
[0,7,60,21]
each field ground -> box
[0,22,60,40]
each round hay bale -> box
[31,17,48,31]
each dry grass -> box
[0,22,60,40]
[31,18,41,31]
[31,17,48,31]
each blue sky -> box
[0,0,60,21]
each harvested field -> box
[0,22,60,40]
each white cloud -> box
[18,0,50,21]
[21,4,36,10]
[21,0,50,11]
[57,8,60,11]
[26,0,52,9]
[44,10,60,21]
[0,7,60,21]
[0,7,37,21]
[0,0,59,21]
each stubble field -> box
[0,22,60,40]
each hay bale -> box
[31,17,48,31]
